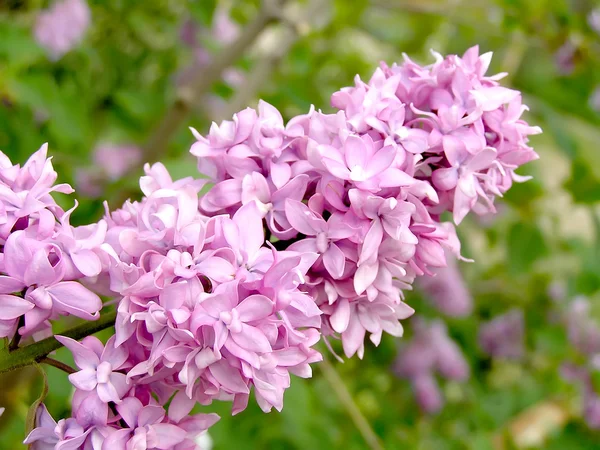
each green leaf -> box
[564,157,600,204]
[0,23,44,67]
[591,370,600,393]
[189,0,217,27]
[506,222,548,275]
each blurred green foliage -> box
[2,0,600,448]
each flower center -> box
[316,233,329,254]
[349,165,366,182]
[96,361,113,384]
[395,126,410,140]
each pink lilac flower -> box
[478,309,525,360]
[56,335,129,423]
[412,373,444,414]
[34,0,91,60]
[93,145,141,181]
[102,397,207,449]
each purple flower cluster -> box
[192,46,539,358]
[0,145,103,340]
[101,164,322,414]
[24,399,218,449]
[8,47,540,446]
[393,318,470,414]
[34,0,91,60]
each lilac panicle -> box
[20,46,540,443]
[192,46,539,358]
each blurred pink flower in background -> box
[394,319,469,413]
[34,0,91,60]
[554,40,576,75]
[177,8,245,92]
[588,8,600,36]
[589,85,600,112]
[565,297,600,356]
[76,144,141,197]
[417,253,473,317]
[478,309,525,359]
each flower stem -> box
[0,311,117,374]
[318,358,384,450]
[8,316,25,351]
[142,0,285,164]
[40,357,76,375]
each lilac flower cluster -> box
[24,397,218,449]
[0,145,103,340]
[101,164,322,415]
[193,46,540,359]
[34,0,91,60]
[6,47,539,446]
[20,161,319,448]
[393,318,470,414]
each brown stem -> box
[40,357,76,375]
[109,402,129,429]
[142,0,285,164]
[215,0,329,122]
[8,316,25,352]
[0,310,117,374]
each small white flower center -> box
[349,165,366,182]
[316,232,329,254]
[96,361,112,384]
[395,126,410,140]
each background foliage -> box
[1,0,600,448]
